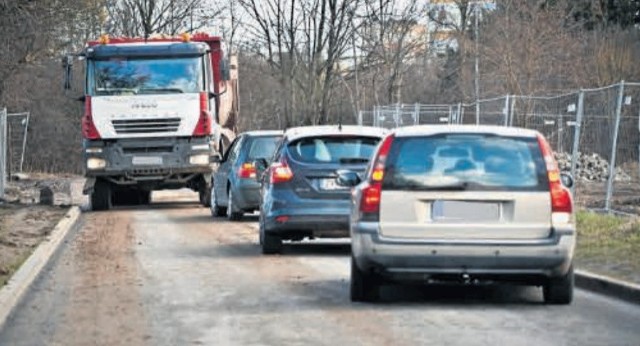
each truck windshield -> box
[90,56,204,95]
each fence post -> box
[503,95,510,126]
[570,91,585,197]
[457,103,462,124]
[394,103,401,127]
[21,112,30,173]
[0,108,6,200]
[357,110,363,126]
[414,103,420,125]
[605,81,625,212]
[509,96,516,126]
[475,102,480,125]
[373,106,379,127]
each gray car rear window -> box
[288,136,380,164]
[247,136,282,160]
[383,134,548,191]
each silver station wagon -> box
[338,125,576,304]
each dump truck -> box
[64,33,239,210]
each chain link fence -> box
[358,81,640,215]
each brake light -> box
[537,134,572,214]
[360,135,394,220]
[82,96,101,140]
[270,159,293,184]
[193,92,212,137]
[238,162,257,179]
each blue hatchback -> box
[258,125,387,254]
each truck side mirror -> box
[220,58,231,81]
[62,55,74,90]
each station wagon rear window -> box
[288,136,380,164]
[383,134,548,191]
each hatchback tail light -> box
[193,92,213,137]
[238,162,257,179]
[537,134,573,217]
[359,135,394,221]
[270,158,293,184]
[82,96,101,140]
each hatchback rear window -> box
[288,136,380,164]
[247,136,281,160]
[383,134,548,191]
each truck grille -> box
[112,118,181,134]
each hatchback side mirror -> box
[336,170,361,187]
[560,172,574,189]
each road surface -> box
[1,190,639,346]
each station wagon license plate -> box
[432,200,500,222]
[132,156,163,165]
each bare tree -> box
[238,0,373,126]
[357,0,426,104]
[105,0,224,38]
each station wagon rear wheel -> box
[543,266,574,305]
[350,256,380,302]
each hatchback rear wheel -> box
[226,188,243,221]
[350,256,380,302]
[543,266,574,305]
[210,182,226,217]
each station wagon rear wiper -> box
[416,181,469,191]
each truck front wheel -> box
[91,180,112,211]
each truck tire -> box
[543,266,574,305]
[350,256,380,302]
[138,191,151,205]
[199,186,211,208]
[91,180,112,211]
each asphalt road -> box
[1,190,639,346]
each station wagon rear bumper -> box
[351,222,575,280]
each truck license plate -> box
[132,156,163,165]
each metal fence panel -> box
[360,80,640,215]
[6,112,29,174]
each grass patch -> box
[0,251,31,287]
[576,211,640,283]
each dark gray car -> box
[258,125,387,254]
[210,131,282,220]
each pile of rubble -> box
[554,152,632,182]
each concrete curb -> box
[575,269,640,305]
[0,206,81,330]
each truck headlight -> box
[87,158,106,170]
[189,154,210,165]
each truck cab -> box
[73,34,235,210]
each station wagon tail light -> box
[193,92,213,137]
[537,134,573,218]
[360,135,394,221]
[82,96,101,140]
[270,159,293,184]
[238,162,257,179]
